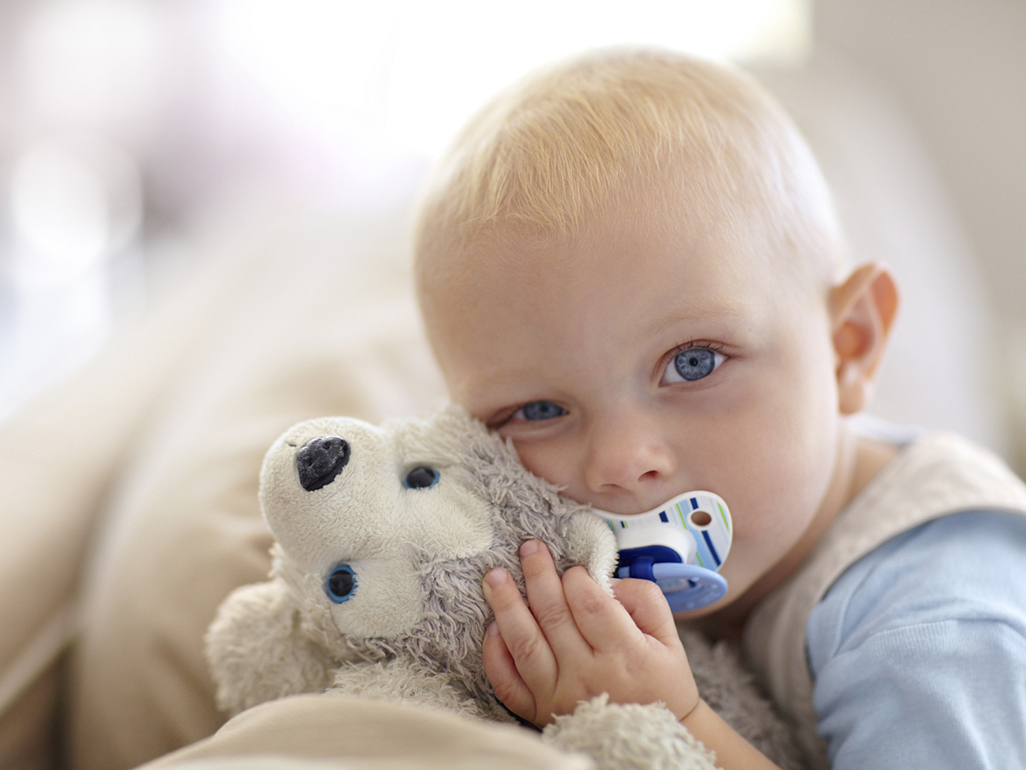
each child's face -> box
[426,191,852,612]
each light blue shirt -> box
[807,510,1026,769]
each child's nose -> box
[582,411,676,495]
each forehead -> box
[471,206,757,325]
[424,164,810,306]
[425,189,808,399]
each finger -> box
[612,578,682,648]
[519,540,591,656]
[482,567,558,693]
[561,566,642,652]
[482,622,538,722]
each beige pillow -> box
[0,234,268,770]
[66,242,445,770]
[0,207,445,770]
[68,315,444,770]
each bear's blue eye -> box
[326,564,356,603]
[404,466,440,489]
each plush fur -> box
[206,405,804,770]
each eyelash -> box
[669,340,730,358]
[486,405,530,430]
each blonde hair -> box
[415,48,843,302]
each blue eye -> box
[663,348,724,383]
[404,466,440,489]
[517,401,567,421]
[326,564,357,603]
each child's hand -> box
[481,539,699,727]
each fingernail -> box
[520,539,541,556]
[487,621,500,637]
[485,569,507,590]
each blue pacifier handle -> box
[616,562,728,612]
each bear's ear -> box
[205,579,335,716]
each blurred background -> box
[1,0,1024,471]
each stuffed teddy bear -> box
[206,406,805,770]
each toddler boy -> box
[413,49,1026,769]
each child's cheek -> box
[514,441,575,492]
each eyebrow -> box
[646,303,752,338]
[455,371,542,411]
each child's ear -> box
[829,262,900,415]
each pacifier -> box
[593,491,732,612]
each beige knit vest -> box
[742,432,1026,769]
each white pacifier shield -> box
[594,491,733,612]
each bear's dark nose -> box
[295,436,350,491]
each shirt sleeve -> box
[806,511,1026,770]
